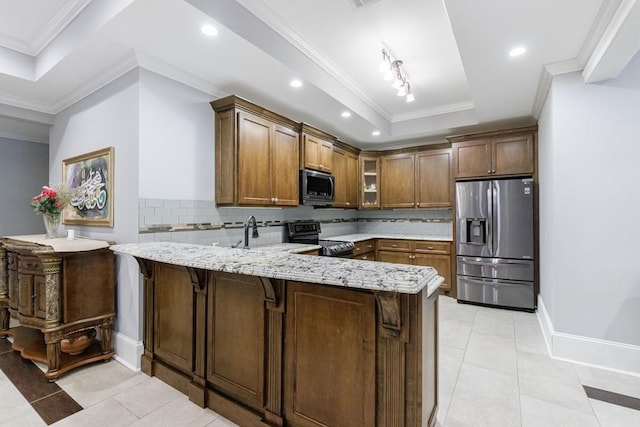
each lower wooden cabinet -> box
[353,239,376,261]
[135,261,438,427]
[377,239,452,290]
[284,282,376,426]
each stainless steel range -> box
[287,221,355,258]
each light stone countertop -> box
[1,235,110,253]
[250,242,322,253]
[323,233,453,243]
[111,242,442,296]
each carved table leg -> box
[46,340,61,375]
[100,317,114,354]
[0,246,9,335]
[0,306,8,336]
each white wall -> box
[49,69,142,369]
[538,52,640,373]
[138,69,214,200]
[0,137,49,235]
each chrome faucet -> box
[243,215,259,249]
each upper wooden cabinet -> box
[450,128,535,179]
[333,146,359,208]
[301,124,334,173]
[360,157,380,209]
[211,96,300,207]
[380,148,453,209]
[416,149,453,208]
[380,153,416,208]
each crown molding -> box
[233,0,393,122]
[392,101,474,123]
[582,0,640,83]
[576,0,623,66]
[32,0,92,56]
[0,130,48,144]
[0,0,91,56]
[135,52,226,98]
[49,51,139,113]
[531,58,583,119]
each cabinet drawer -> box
[414,241,451,254]
[376,239,411,252]
[353,253,375,261]
[19,256,42,274]
[353,240,375,255]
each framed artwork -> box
[62,147,114,227]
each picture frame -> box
[62,147,114,227]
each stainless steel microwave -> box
[299,169,335,206]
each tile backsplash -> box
[138,198,452,245]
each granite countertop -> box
[324,233,453,243]
[111,242,442,296]
[250,243,322,253]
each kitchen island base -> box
[135,259,438,427]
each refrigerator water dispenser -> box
[464,218,486,245]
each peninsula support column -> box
[375,292,410,427]
[135,258,155,376]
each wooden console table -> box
[0,235,116,380]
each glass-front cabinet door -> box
[360,157,379,208]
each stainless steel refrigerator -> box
[456,178,535,311]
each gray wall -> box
[0,137,49,235]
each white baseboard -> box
[112,331,143,372]
[537,295,640,376]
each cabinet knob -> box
[492,169,496,173]
[274,197,278,203]
[362,256,368,260]
[346,202,350,206]
[487,170,491,174]
[391,244,398,248]
[427,246,434,250]
[416,202,420,207]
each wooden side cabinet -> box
[0,236,116,380]
[211,95,300,207]
[450,128,536,179]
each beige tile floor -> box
[436,296,640,427]
[1,295,639,426]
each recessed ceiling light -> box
[509,46,526,57]
[290,79,302,88]
[372,130,381,136]
[341,111,351,118]
[201,25,218,37]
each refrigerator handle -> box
[487,184,493,255]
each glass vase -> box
[43,213,61,239]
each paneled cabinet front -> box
[332,147,359,208]
[212,96,299,207]
[302,132,333,173]
[451,130,535,179]
[380,148,453,208]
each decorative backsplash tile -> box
[138,198,452,245]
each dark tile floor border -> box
[0,338,82,425]
[584,385,640,412]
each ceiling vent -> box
[350,0,383,8]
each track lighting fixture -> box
[379,48,414,102]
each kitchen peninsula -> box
[111,242,442,427]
